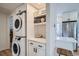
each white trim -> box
[46,4,56,56]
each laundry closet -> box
[8,3,46,56]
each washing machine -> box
[12,36,26,56]
[13,4,26,36]
[12,4,27,56]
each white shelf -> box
[34,22,46,26]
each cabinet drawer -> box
[28,40,36,46]
[63,12,78,21]
[36,42,45,48]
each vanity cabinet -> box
[28,40,46,56]
[36,42,46,56]
[62,12,78,21]
[28,40,36,56]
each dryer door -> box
[14,15,22,32]
[12,39,20,56]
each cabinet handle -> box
[38,45,42,47]
[33,48,37,53]
[35,48,37,53]
[33,48,35,53]
[68,18,70,21]
[30,43,33,45]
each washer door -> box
[12,39,20,56]
[14,15,22,31]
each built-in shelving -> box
[34,22,46,26]
[34,15,46,23]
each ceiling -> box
[0,3,46,14]
[0,3,22,14]
[30,3,46,10]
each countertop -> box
[56,37,77,43]
[28,38,46,44]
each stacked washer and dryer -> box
[12,4,27,56]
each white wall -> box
[0,13,10,51]
[52,3,79,14]
[46,4,56,56]
[27,4,37,39]
[56,14,63,37]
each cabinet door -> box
[28,41,36,56]
[63,13,70,21]
[63,12,78,21]
[28,40,46,56]
[36,43,46,56]
[69,12,77,21]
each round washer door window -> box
[15,19,20,29]
[13,43,18,54]
[12,40,20,56]
[14,16,22,31]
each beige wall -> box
[0,13,10,51]
[27,4,37,39]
